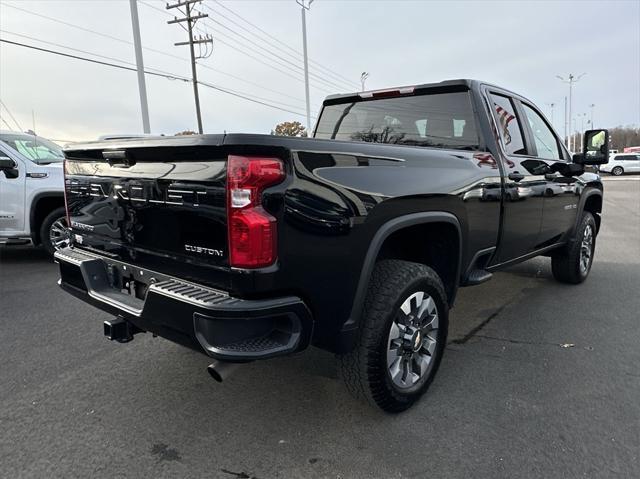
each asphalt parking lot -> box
[1,177,639,479]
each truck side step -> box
[464,269,493,286]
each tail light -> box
[227,155,285,268]
[359,86,415,99]
[62,159,71,226]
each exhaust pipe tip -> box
[207,363,224,382]
[207,360,241,383]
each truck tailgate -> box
[64,139,231,289]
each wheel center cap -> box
[412,331,422,352]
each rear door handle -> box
[508,172,525,182]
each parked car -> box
[55,80,609,412]
[600,153,640,175]
[0,130,69,255]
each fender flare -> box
[572,187,603,239]
[29,192,65,244]
[338,212,463,344]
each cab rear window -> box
[315,91,479,151]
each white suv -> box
[600,153,640,176]
[0,130,69,255]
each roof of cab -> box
[321,78,527,105]
[322,79,479,103]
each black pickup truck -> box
[56,79,609,412]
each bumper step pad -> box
[55,247,312,361]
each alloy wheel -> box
[580,224,593,274]
[49,217,71,251]
[386,291,439,389]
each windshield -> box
[315,90,480,151]
[0,133,65,164]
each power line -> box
[3,3,139,50]
[204,34,334,94]
[4,2,305,105]
[1,116,15,130]
[202,16,349,93]
[198,80,314,118]
[166,0,213,134]
[141,0,335,94]
[196,62,305,106]
[1,31,305,112]
[0,37,188,80]
[201,3,353,92]
[1,30,184,79]
[0,38,309,119]
[145,0,354,89]
[209,0,358,89]
[0,99,23,131]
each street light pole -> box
[589,103,595,128]
[564,96,568,145]
[297,0,314,131]
[361,72,369,92]
[129,0,150,133]
[556,73,585,150]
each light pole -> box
[556,73,585,148]
[546,102,555,129]
[589,103,595,128]
[129,0,150,133]
[297,0,314,131]
[564,96,568,145]
[578,113,587,149]
[360,72,369,92]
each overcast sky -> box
[1,0,639,142]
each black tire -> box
[338,260,449,413]
[551,212,596,284]
[40,207,70,256]
[611,166,624,176]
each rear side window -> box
[315,91,479,151]
[490,94,526,156]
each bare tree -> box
[569,126,639,152]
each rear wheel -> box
[551,211,596,284]
[40,207,70,256]
[611,166,624,176]
[338,260,448,412]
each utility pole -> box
[297,0,314,131]
[589,103,595,128]
[546,102,555,128]
[360,72,369,92]
[129,0,150,133]
[556,73,585,151]
[167,0,213,134]
[564,96,568,147]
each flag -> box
[494,103,515,145]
